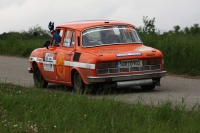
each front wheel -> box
[140,85,155,90]
[73,71,84,93]
[33,63,48,88]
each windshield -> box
[82,25,142,47]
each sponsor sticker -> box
[136,46,153,51]
[125,25,134,33]
[43,62,54,72]
[116,52,142,57]
[56,52,65,78]
[45,53,54,62]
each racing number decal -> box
[43,53,54,72]
[56,52,65,78]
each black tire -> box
[140,85,156,90]
[33,63,48,88]
[85,84,98,93]
[73,71,84,93]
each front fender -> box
[71,67,97,85]
[70,52,100,84]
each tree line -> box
[0,24,51,41]
[137,16,200,35]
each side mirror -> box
[43,40,50,49]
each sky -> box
[1,0,200,34]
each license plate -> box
[117,60,142,68]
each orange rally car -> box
[28,20,166,92]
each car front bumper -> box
[87,71,166,83]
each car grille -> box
[97,64,161,74]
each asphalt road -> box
[1,55,200,107]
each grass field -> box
[0,31,50,57]
[139,33,200,76]
[1,83,200,133]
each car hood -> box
[83,44,162,61]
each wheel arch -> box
[71,68,87,87]
[32,61,37,71]
[71,68,77,87]
[32,61,46,79]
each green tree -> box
[190,23,200,34]
[142,16,156,34]
[183,27,190,34]
[20,24,51,40]
[173,25,181,34]
[27,24,49,36]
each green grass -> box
[140,33,200,76]
[0,32,50,57]
[1,83,200,133]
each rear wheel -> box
[140,85,155,90]
[73,71,84,93]
[33,63,48,88]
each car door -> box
[42,29,64,81]
[55,29,75,82]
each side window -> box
[63,30,75,47]
[59,30,63,37]
[52,29,63,46]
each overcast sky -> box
[1,0,200,34]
